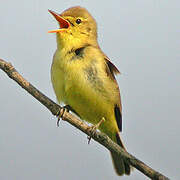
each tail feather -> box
[111,151,125,176]
[110,132,132,176]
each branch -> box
[0,58,170,180]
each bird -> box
[48,6,131,176]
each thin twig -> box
[0,59,170,180]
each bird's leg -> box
[87,117,105,144]
[56,105,71,127]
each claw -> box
[57,116,60,127]
[87,136,92,144]
[56,106,69,127]
[87,117,105,144]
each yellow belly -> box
[51,65,118,139]
[51,49,120,140]
[51,63,66,103]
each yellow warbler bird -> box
[48,6,131,176]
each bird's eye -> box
[76,19,81,24]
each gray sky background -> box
[0,1,179,179]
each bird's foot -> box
[87,117,105,144]
[56,105,71,127]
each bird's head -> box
[48,6,98,49]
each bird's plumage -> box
[49,6,131,176]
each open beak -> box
[48,9,70,33]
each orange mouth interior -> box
[48,9,70,33]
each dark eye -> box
[76,19,81,24]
